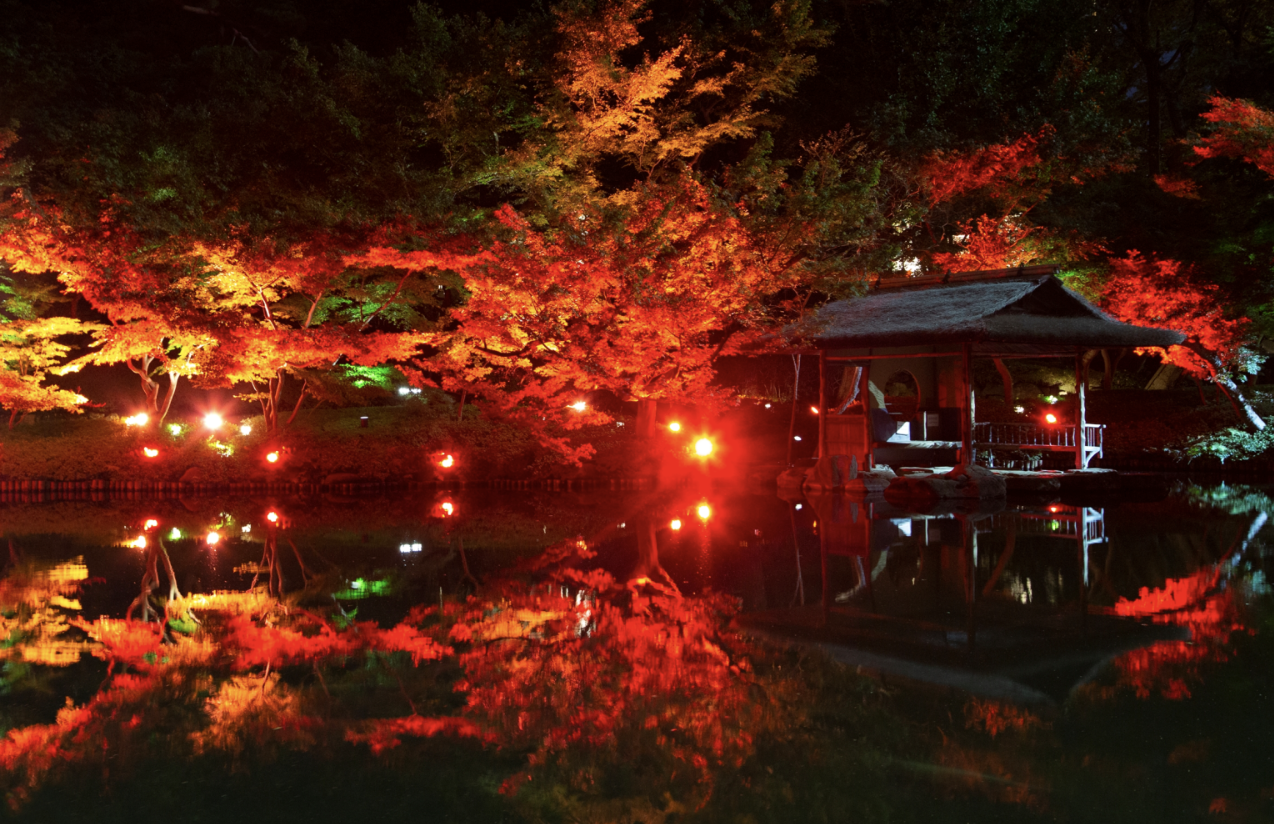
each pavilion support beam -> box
[961,344,974,465]
[818,350,828,458]
[1074,351,1087,469]
[993,357,1014,406]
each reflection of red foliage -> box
[1108,568,1250,700]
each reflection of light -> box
[669,422,681,432]
[765,403,771,409]
[570,401,587,412]
[697,504,711,520]
[1014,405,1025,414]
[398,543,424,554]
[619,522,626,529]
[670,519,682,530]
[203,412,223,431]
[239,423,253,436]
[169,423,182,436]
[266,511,279,523]
[144,519,158,530]
[1045,413,1058,424]
[440,454,454,468]
[169,528,182,540]
[143,447,159,457]
[694,438,713,456]
[124,413,149,427]
[795,504,802,511]
[810,405,819,415]
[206,531,220,546]
[241,525,251,533]
[1048,505,1060,513]
[891,518,912,537]
[266,451,279,463]
[131,536,147,549]
[793,436,802,442]
[441,502,454,516]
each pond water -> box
[2,480,1272,822]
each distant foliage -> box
[1194,96,1274,179]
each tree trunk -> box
[635,398,658,441]
[787,355,801,465]
[1183,342,1266,430]
[993,358,1013,405]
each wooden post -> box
[960,344,974,465]
[818,351,828,458]
[1074,351,1087,469]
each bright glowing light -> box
[169,423,183,436]
[399,386,411,396]
[1048,505,1061,513]
[144,519,158,530]
[266,511,279,523]
[1045,413,1058,424]
[793,436,802,442]
[203,412,223,430]
[143,447,159,458]
[124,413,149,427]
[795,504,803,511]
[694,438,713,456]
[570,400,587,412]
[697,504,711,520]
[810,405,820,415]
[1045,395,1059,404]
[440,454,455,468]
[169,528,182,541]
[1014,405,1025,414]
[669,421,681,432]
[131,536,147,549]
[266,451,280,463]
[241,525,251,534]
[441,502,454,516]
[239,423,253,436]
[205,531,220,546]
[765,403,772,409]
[670,519,682,531]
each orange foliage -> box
[922,127,1055,205]
[1194,96,1274,179]
[931,214,1102,272]
[1153,174,1203,199]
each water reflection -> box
[0,483,1270,819]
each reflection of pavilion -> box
[741,496,1183,703]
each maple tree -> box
[1101,251,1265,430]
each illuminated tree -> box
[1101,251,1264,429]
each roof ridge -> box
[874,264,1060,291]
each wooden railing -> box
[973,422,1104,468]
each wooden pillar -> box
[818,351,828,459]
[960,344,974,466]
[1074,350,1087,469]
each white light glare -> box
[241,524,251,533]
[399,387,411,396]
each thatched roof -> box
[791,267,1185,353]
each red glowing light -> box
[203,412,223,431]
[694,438,713,456]
[697,504,711,520]
[440,454,455,468]
[266,511,279,523]
[131,536,147,549]
[143,519,158,530]
[1045,413,1058,424]
[810,405,819,415]
[205,531,220,546]
[669,422,681,432]
[266,451,280,463]
[670,519,683,530]
[441,502,454,516]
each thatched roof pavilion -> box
[785,265,1186,470]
